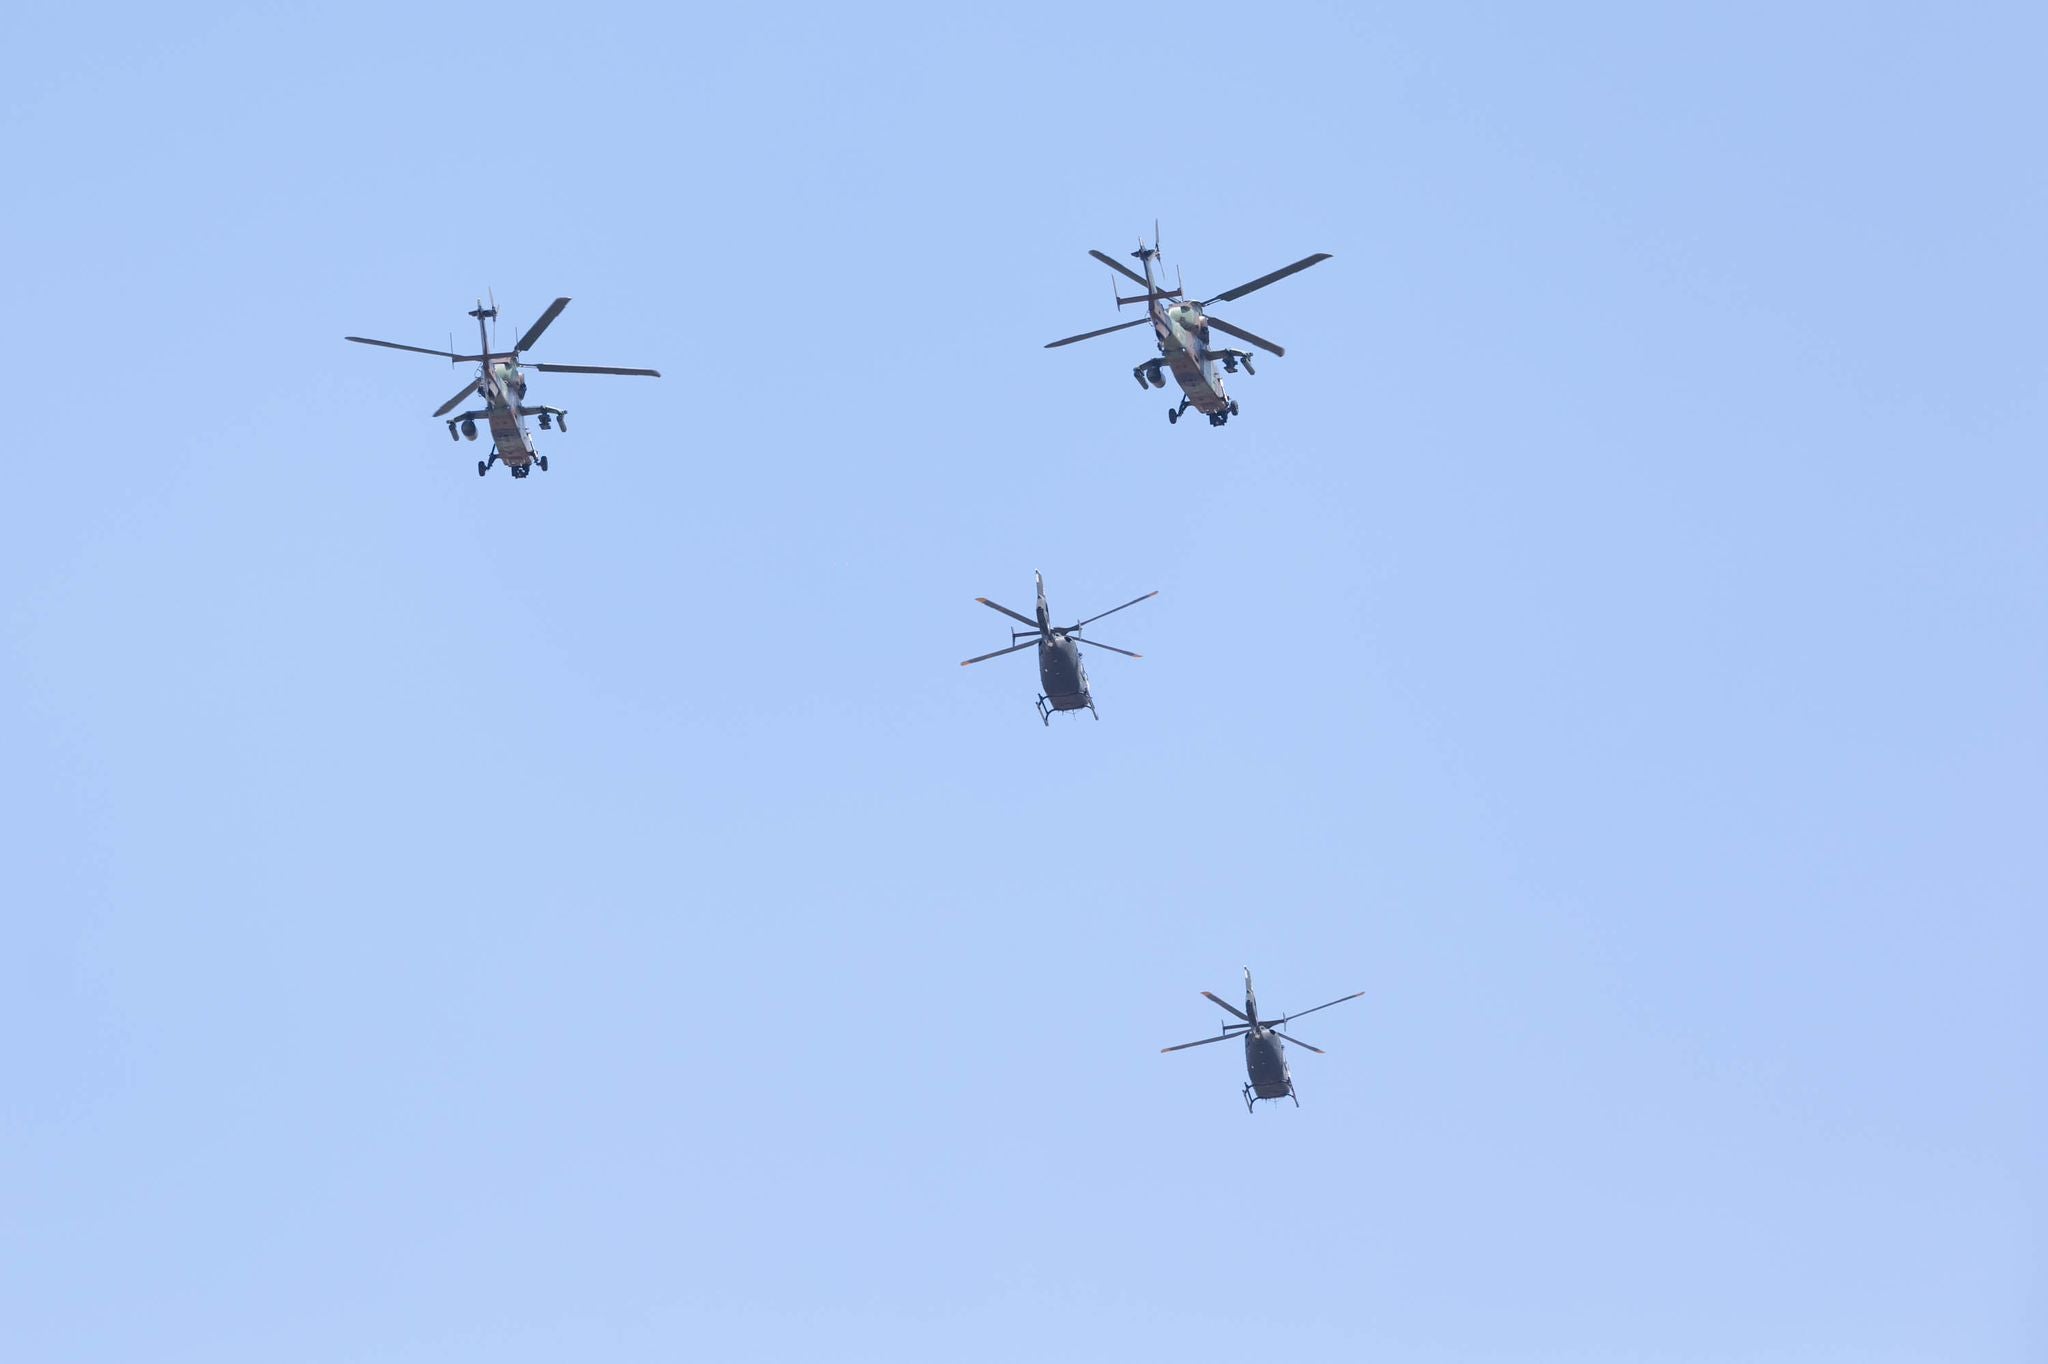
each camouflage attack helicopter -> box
[1046,229,1330,427]
[346,295,659,479]
[960,572,1156,724]
[1162,969,1364,1111]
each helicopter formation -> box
[345,234,1352,1109]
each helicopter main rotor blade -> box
[975,598,1041,630]
[1089,249,1153,290]
[1203,315,1286,357]
[514,296,570,354]
[959,639,1040,667]
[530,363,662,377]
[1044,316,1152,349]
[345,336,476,360]
[1071,636,1140,659]
[1277,991,1365,1025]
[1203,253,1331,304]
[1201,991,1251,1022]
[1070,590,1158,631]
[1161,1028,1250,1054]
[1272,1031,1324,1054]
[432,379,481,418]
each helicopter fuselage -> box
[479,364,539,472]
[1037,633,1092,715]
[1244,1028,1294,1102]
[1149,301,1232,416]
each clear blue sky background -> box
[3,4,2041,1360]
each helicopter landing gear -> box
[1035,695,1053,726]
[477,459,487,477]
[1169,397,1189,424]
[1241,1082,1299,1112]
[537,454,549,472]
[1230,399,1240,416]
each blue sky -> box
[2,4,2041,1359]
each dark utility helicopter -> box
[346,295,659,479]
[1162,969,1364,1111]
[960,572,1156,724]
[1046,229,1330,427]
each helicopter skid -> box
[1243,1080,1299,1112]
[1035,693,1097,725]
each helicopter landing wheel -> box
[477,460,487,477]
[1229,400,1240,416]
[1167,407,1179,424]
[538,455,548,472]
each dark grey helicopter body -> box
[961,572,1156,724]
[1163,969,1364,1112]
[1046,229,1331,427]
[346,295,659,479]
